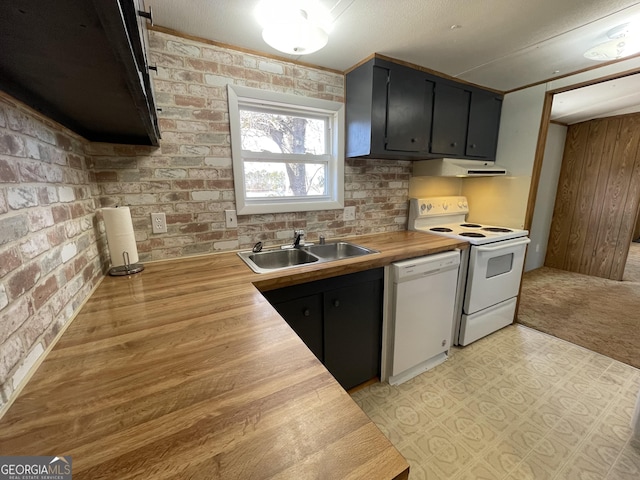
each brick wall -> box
[0,28,411,413]
[91,30,412,260]
[0,94,106,411]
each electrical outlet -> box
[225,209,238,228]
[151,212,167,234]
[343,206,356,221]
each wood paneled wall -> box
[545,113,640,280]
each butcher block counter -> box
[0,231,467,479]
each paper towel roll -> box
[103,207,139,267]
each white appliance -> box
[386,251,460,385]
[413,158,508,177]
[408,196,530,346]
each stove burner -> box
[482,227,513,233]
[460,232,486,238]
[430,227,453,232]
[460,223,482,228]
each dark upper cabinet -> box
[430,83,471,156]
[466,89,503,159]
[346,58,433,159]
[0,0,160,146]
[346,55,503,161]
[385,65,434,152]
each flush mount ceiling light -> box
[584,23,640,61]
[254,0,332,55]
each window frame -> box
[227,84,344,215]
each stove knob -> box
[426,203,433,211]
[463,202,468,208]
[442,203,448,210]
[458,201,464,208]
[420,203,426,212]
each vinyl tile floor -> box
[351,325,640,480]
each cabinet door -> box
[466,90,502,159]
[272,295,323,362]
[323,280,382,390]
[386,66,434,152]
[430,83,470,156]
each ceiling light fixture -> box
[584,23,640,61]
[254,0,332,55]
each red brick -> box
[82,263,95,283]
[8,262,41,298]
[52,205,70,223]
[185,58,219,73]
[0,133,25,156]
[33,275,58,310]
[47,226,66,247]
[0,247,21,276]
[167,213,193,224]
[195,231,224,242]
[175,95,207,108]
[55,132,72,151]
[0,158,18,182]
[70,203,85,218]
[174,180,206,190]
[179,223,209,233]
[68,153,84,169]
[192,110,225,121]
[95,171,118,182]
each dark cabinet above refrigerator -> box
[0,0,160,146]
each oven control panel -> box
[412,197,469,217]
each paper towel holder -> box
[109,251,145,276]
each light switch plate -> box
[225,210,238,228]
[344,206,356,221]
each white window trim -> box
[228,84,344,215]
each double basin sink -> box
[238,242,378,274]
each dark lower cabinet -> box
[262,269,383,390]
[323,280,382,390]
[270,294,324,362]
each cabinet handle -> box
[450,142,457,147]
[333,300,340,307]
[410,138,416,143]
[303,308,310,317]
[138,6,154,26]
[469,143,476,149]
[148,65,158,73]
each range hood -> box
[413,159,508,177]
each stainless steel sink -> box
[301,242,375,260]
[238,241,378,273]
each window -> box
[228,84,344,215]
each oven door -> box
[463,237,530,314]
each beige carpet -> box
[518,242,640,369]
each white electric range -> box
[408,196,530,346]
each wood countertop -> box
[0,231,467,479]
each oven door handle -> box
[475,237,531,252]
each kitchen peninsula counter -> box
[0,231,467,479]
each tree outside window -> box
[228,84,344,215]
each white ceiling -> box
[146,0,640,123]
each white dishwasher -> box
[387,250,460,385]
